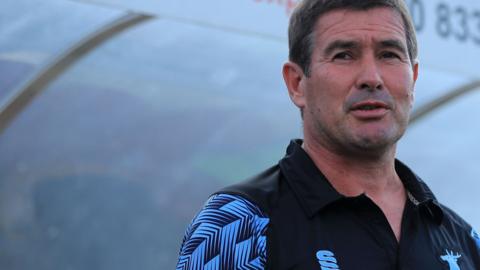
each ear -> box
[412,61,419,83]
[282,61,307,109]
[410,61,419,104]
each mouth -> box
[349,100,390,119]
[350,100,390,111]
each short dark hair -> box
[288,0,417,76]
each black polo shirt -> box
[219,139,480,270]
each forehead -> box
[313,7,406,48]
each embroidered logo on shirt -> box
[440,249,462,270]
[316,250,340,270]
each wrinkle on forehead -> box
[315,7,406,44]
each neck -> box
[302,137,407,242]
[302,138,402,198]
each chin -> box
[352,130,403,152]
[355,138,392,152]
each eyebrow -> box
[323,40,359,56]
[322,39,408,56]
[378,39,408,54]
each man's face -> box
[289,7,418,155]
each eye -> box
[332,52,353,61]
[381,51,401,59]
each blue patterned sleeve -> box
[472,228,480,251]
[176,194,269,270]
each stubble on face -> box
[302,8,417,159]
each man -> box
[176,0,480,269]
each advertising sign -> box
[405,0,480,77]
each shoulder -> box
[440,204,471,229]
[176,193,269,270]
[216,165,283,214]
[438,203,480,251]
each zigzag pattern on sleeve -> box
[472,229,480,251]
[176,194,269,270]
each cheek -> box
[312,71,347,98]
[386,71,415,103]
[393,90,414,112]
[306,66,358,114]
[394,92,414,119]
[306,82,340,115]
[407,91,414,107]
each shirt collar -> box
[279,139,444,224]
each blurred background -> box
[1,0,479,269]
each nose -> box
[355,56,383,91]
